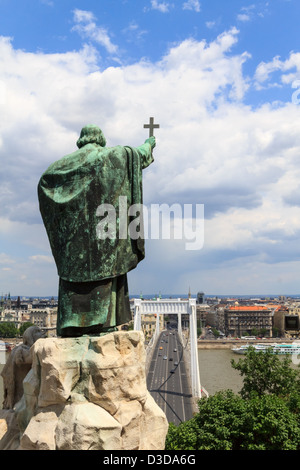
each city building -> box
[224,305,274,337]
[273,306,300,338]
[141,313,164,339]
[196,292,205,304]
[0,294,58,336]
[29,308,57,333]
[196,304,211,329]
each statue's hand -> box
[145,136,156,149]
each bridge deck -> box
[146,329,195,425]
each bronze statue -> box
[38,124,155,337]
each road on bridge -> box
[146,329,195,425]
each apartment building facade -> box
[224,305,274,337]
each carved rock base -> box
[0,331,168,450]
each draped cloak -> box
[38,141,153,336]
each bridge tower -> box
[133,298,202,398]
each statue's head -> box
[23,326,46,347]
[76,124,107,149]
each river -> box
[198,349,244,395]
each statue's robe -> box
[38,142,153,336]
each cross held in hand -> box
[144,117,160,137]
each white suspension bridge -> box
[133,298,208,400]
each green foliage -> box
[165,348,300,450]
[0,322,18,337]
[244,394,300,450]
[166,391,249,450]
[165,390,300,450]
[231,347,300,398]
[211,328,219,338]
[166,420,200,450]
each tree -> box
[165,389,300,450]
[168,390,249,450]
[0,322,18,338]
[231,347,300,399]
[165,347,300,450]
[243,394,300,450]
[211,328,219,338]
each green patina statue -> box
[38,124,155,337]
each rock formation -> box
[0,330,168,450]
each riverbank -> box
[197,339,295,349]
[1,336,296,351]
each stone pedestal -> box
[0,331,168,450]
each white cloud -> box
[237,13,251,22]
[150,1,173,13]
[72,9,118,54]
[255,55,283,84]
[1,28,300,294]
[206,21,216,29]
[29,255,54,264]
[236,4,270,25]
[254,52,300,89]
[73,9,95,23]
[122,22,148,43]
[0,253,15,265]
[182,0,201,12]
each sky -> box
[1,0,300,297]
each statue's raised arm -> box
[145,136,156,150]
